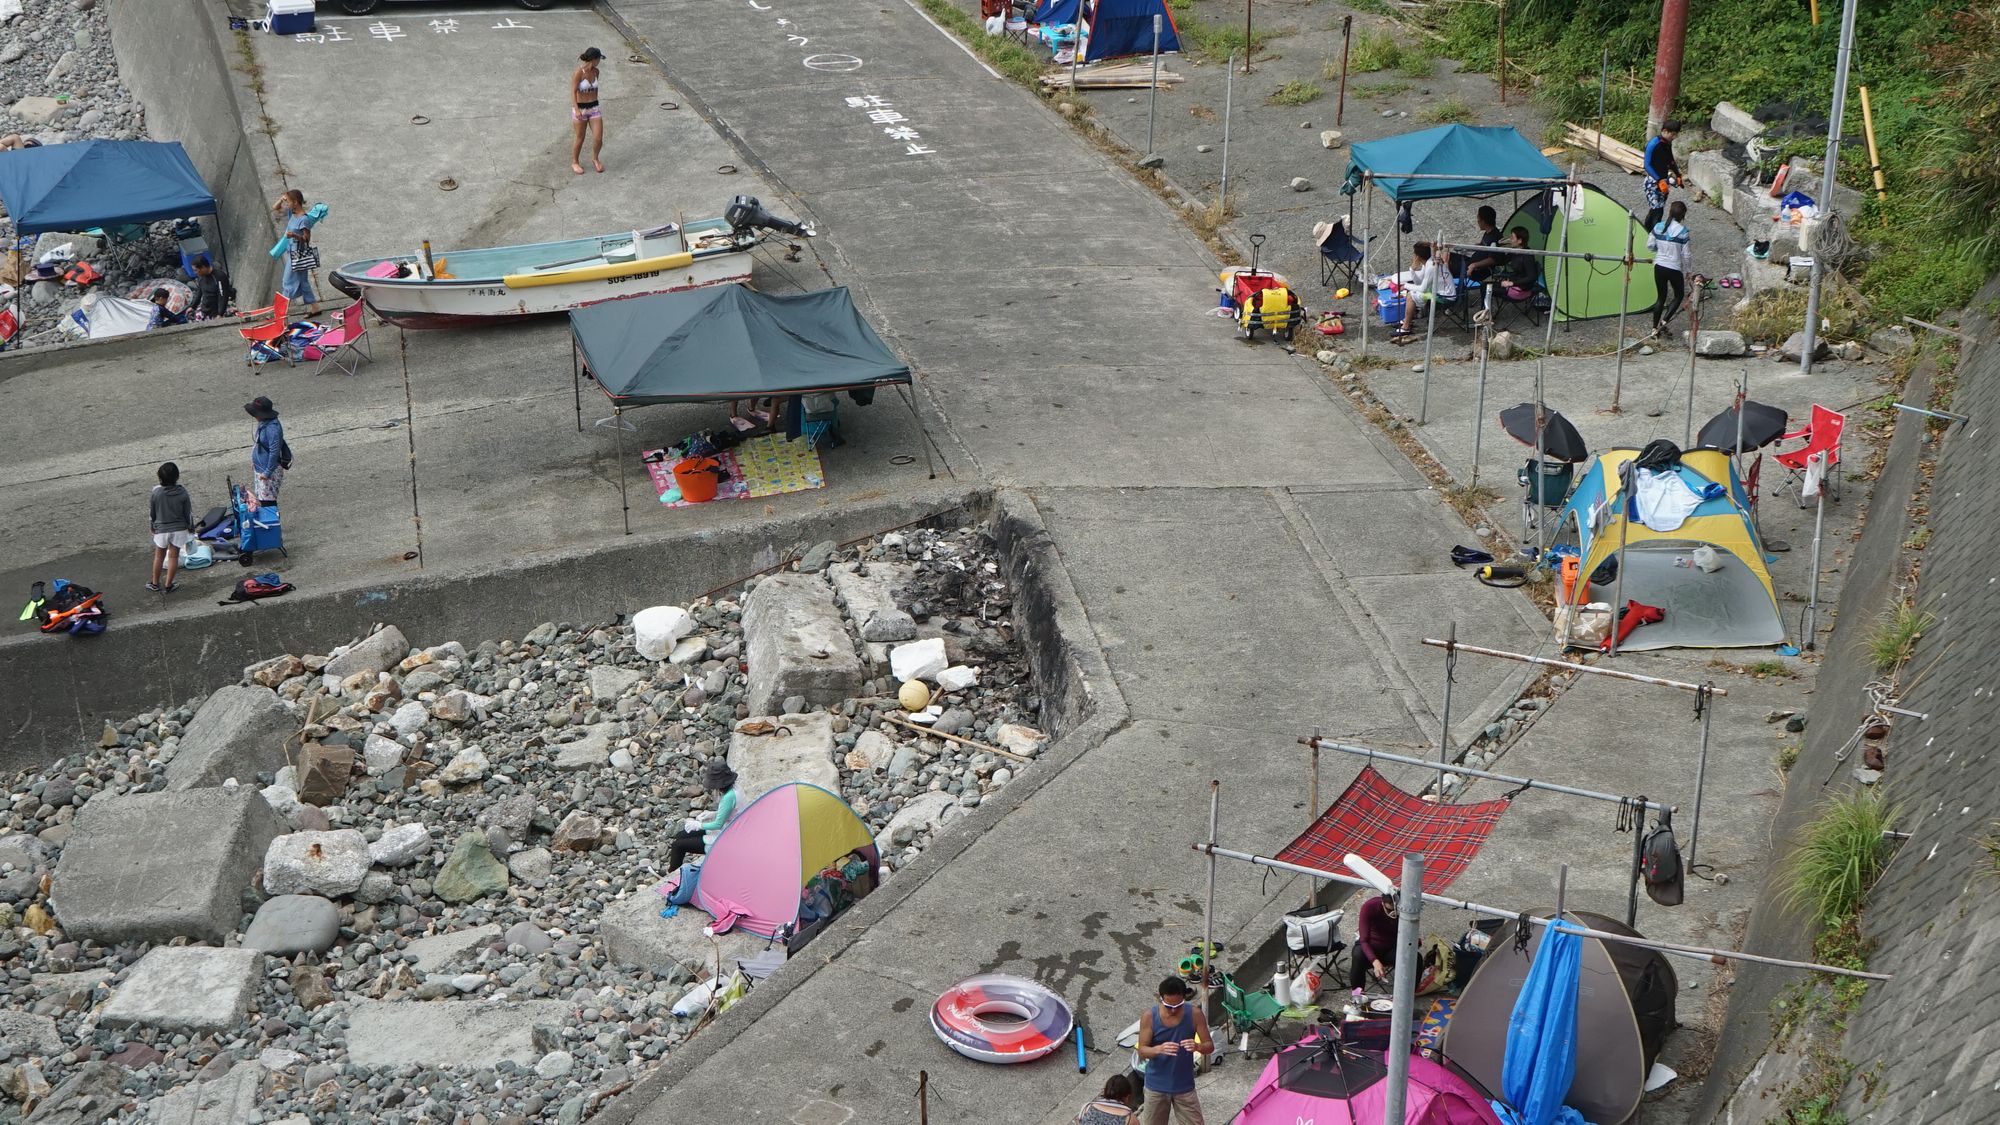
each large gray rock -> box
[728,711,838,798]
[1685,149,1739,214]
[404,924,501,973]
[874,792,958,854]
[827,561,916,642]
[601,893,768,975]
[1710,101,1766,144]
[343,1000,571,1068]
[143,1061,264,1125]
[1695,330,1748,357]
[1780,331,1830,363]
[263,830,371,897]
[163,686,294,791]
[241,895,340,955]
[100,947,263,1032]
[432,833,508,903]
[1868,325,1916,356]
[18,1061,121,1125]
[587,666,643,702]
[741,574,862,716]
[368,823,431,867]
[323,626,410,681]
[0,1011,62,1057]
[50,788,284,944]
[553,726,612,770]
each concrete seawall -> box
[0,488,979,774]
[104,0,280,300]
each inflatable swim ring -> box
[930,973,1074,1065]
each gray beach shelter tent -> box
[1441,910,1678,1125]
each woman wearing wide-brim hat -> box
[244,396,290,508]
[668,759,740,872]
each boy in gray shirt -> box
[149,462,195,592]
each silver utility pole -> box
[1800,0,1859,375]
[1142,14,1163,165]
[1219,53,1234,206]
[1383,854,1426,1125]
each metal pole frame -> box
[1361,181,1372,358]
[573,339,584,432]
[614,405,631,536]
[1496,0,1506,105]
[1243,0,1253,73]
[1193,841,1892,980]
[1801,0,1860,376]
[1419,636,1727,695]
[1336,16,1352,126]
[1220,53,1234,208]
[1203,779,1219,1012]
[1470,303,1491,490]
[895,383,939,479]
[1804,469,1827,649]
[1688,683,1715,869]
[1611,222,1634,413]
[1418,226,1442,425]
[1608,462,1632,657]
[1683,281,1701,447]
[1432,239,1655,268]
[1300,735,1674,814]
[1144,14,1162,161]
[1543,171,1575,352]
[1627,803,1646,926]
[1382,854,1425,1125]
[1437,621,1457,764]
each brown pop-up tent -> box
[1441,909,1678,1125]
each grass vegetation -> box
[1167,0,1278,63]
[1355,79,1414,100]
[1779,788,1901,927]
[1419,97,1477,125]
[1424,0,2000,321]
[912,0,1049,85]
[1266,81,1323,106]
[1349,29,1429,75]
[1777,743,1801,773]
[1731,279,1870,345]
[1864,601,1933,672]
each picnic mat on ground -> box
[1275,766,1512,895]
[643,432,826,507]
[1416,995,1455,1051]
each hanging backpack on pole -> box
[1641,809,1685,906]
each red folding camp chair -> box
[238,293,291,366]
[310,300,373,377]
[1774,404,1844,507]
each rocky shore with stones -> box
[1,0,198,351]
[0,526,1046,1123]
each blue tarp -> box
[1084,0,1180,61]
[1341,125,1564,203]
[1033,0,1078,23]
[0,140,216,236]
[1494,922,1594,1125]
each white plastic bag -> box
[984,13,1004,33]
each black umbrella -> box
[1498,402,1588,463]
[1697,400,1788,453]
[1272,1028,1390,1098]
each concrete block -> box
[50,788,284,944]
[729,711,838,798]
[741,574,862,716]
[553,725,613,770]
[241,894,340,955]
[263,830,371,897]
[588,665,643,702]
[343,1000,571,1068]
[144,1061,264,1125]
[601,892,768,975]
[0,1011,62,1057]
[367,822,431,867]
[10,97,63,126]
[1686,149,1739,214]
[405,924,501,973]
[163,685,295,790]
[828,562,913,628]
[100,947,263,1032]
[323,626,410,681]
[1710,101,1766,144]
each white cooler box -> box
[267,0,315,34]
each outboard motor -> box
[725,195,813,238]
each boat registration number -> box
[606,271,663,287]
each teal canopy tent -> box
[567,284,929,532]
[1340,125,1564,203]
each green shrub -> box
[1779,789,1901,925]
[1267,80,1323,106]
[1420,97,1477,124]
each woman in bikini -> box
[570,46,607,175]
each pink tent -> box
[1238,1033,1506,1125]
[691,782,879,940]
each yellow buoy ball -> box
[1335,287,1351,300]
[899,680,932,712]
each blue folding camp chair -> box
[1317,219,1369,291]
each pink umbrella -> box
[1238,1032,1506,1125]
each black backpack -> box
[1641,810,1684,906]
[221,573,295,605]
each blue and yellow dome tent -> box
[1560,448,1785,651]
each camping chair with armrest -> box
[1217,972,1288,1049]
[1317,219,1370,291]
[1774,404,1844,508]
[1518,457,1576,540]
[237,293,292,366]
[311,299,374,376]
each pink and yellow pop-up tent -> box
[693,782,880,941]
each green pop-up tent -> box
[1503,183,1659,324]
[568,284,927,532]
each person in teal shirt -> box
[668,760,740,871]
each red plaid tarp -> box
[1274,766,1511,894]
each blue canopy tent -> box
[1336,125,1567,355]
[1080,0,1179,62]
[0,141,226,343]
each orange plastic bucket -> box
[1560,556,1581,604]
[671,456,722,502]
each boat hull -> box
[330,249,754,329]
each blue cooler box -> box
[267,0,314,34]
[1374,286,1407,326]
[238,503,284,555]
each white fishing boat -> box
[327,197,812,329]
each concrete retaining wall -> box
[103,0,280,300]
[0,489,981,774]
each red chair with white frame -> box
[310,299,373,376]
[1774,403,1845,507]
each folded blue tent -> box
[1036,0,1178,61]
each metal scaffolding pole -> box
[1383,854,1424,1125]
[1419,637,1725,695]
[1299,735,1673,813]
[1192,843,1892,981]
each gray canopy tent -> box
[567,284,927,533]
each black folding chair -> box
[1317,220,1369,290]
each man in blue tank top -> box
[1135,976,1214,1124]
